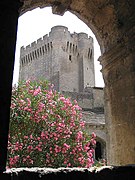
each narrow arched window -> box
[73,44,75,53]
[35,51,37,59]
[40,47,42,55]
[50,42,53,49]
[45,45,47,52]
[32,51,35,59]
[42,46,45,54]
[70,43,72,53]
[67,41,69,51]
[48,43,50,51]
[95,141,102,160]
[69,55,72,62]
[37,49,39,57]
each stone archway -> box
[0,0,135,170]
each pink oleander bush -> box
[7,80,96,168]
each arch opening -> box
[14,7,104,88]
[10,3,107,168]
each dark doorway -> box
[95,141,102,160]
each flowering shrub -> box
[7,80,96,168]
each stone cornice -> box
[99,43,128,72]
[99,26,135,72]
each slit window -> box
[40,47,42,55]
[69,55,72,61]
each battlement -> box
[20,36,50,53]
[20,26,93,55]
[31,41,36,47]
[37,38,42,43]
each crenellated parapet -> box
[20,26,94,68]
[20,34,53,68]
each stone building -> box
[19,26,106,160]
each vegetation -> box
[7,80,96,168]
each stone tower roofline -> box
[20,25,94,52]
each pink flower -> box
[24,106,31,111]
[29,159,34,164]
[59,96,65,101]
[33,86,41,96]
[92,132,96,138]
[26,98,31,106]
[24,136,28,139]
[76,131,83,142]
[86,158,92,168]
[30,134,33,139]
[35,146,42,152]
[27,145,33,152]
[73,104,81,110]
[54,145,61,153]
[38,102,45,111]
[26,79,31,86]
[80,121,85,128]
[27,155,30,159]
[41,131,45,139]
[90,138,96,145]
[9,155,19,167]
[63,143,70,149]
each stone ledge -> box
[0,166,135,180]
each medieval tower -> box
[19,26,95,92]
[19,26,106,161]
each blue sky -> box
[13,7,104,87]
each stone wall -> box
[93,87,104,108]
[62,87,104,111]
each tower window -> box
[40,47,42,55]
[70,43,72,53]
[42,46,45,54]
[48,43,50,51]
[50,42,53,49]
[66,41,69,51]
[32,51,35,59]
[69,55,72,61]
